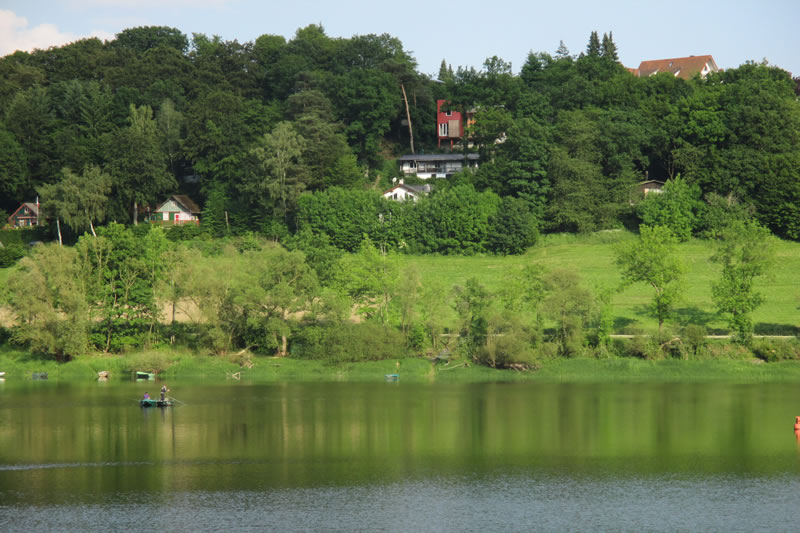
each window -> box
[439,122,448,137]
[445,110,452,116]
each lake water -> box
[1,380,800,532]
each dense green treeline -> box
[1,26,800,245]
[1,26,799,366]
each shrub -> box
[682,325,707,357]
[406,323,426,351]
[0,242,25,267]
[752,339,800,362]
[292,322,408,362]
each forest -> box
[1,26,800,366]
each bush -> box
[165,223,206,242]
[682,325,707,357]
[486,196,539,255]
[752,339,800,362]
[406,323,426,351]
[0,242,25,267]
[292,322,408,362]
[477,328,539,368]
[119,349,181,375]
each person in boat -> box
[160,385,169,401]
[143,392,150,400]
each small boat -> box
[385,374,399,381]
[140,398,174,408]
[0,372,5,378]
[97,371,109,380]
[135,371,155,381]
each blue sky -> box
[2,0,798,77]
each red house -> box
[437,100,475,148]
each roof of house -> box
[397,153,480,162]
[383,183,432,196]
[7,202,39,223]
[635,55,718,79]
[155,195,201,214]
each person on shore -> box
[160,385,169,401]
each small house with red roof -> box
[631,55,719,79]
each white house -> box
[382,181,432,202]
[150,195,201,224]
[396,153,479,179]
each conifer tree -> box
[555,40,571,60]
[586,31,601,57]
[438,59,449,81]
[601,32,619,61]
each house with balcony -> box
[397,153,479,179]
[437,99,476,148]
[7,202,39,228]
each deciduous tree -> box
[615,225,685,332]
[710,220,774,343]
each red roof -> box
[635,55,718,79]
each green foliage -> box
[38,165,111,237]
[335,238,399,324]
[615,225,685,331]
[412,184,501,254]
[249,121,307,218]
[751,339,800,362]
[292,322,408,362]
[6,244,89,360]
[541,269,600,357]
[0,127,28,204]
[296,187,384,252]
[487,196,539,255]
[638,176,703,241]
[698,193,753,239]
[710,220,775,343]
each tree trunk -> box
[280,334,288,357]
[90,219,96,238]
[170,300,176,345]
[133,200,138,225]
[401,82,415,154]
[56,218,63,246]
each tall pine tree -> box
[586,31,601,57]
[601,32,618,61]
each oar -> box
[168,396,186,405]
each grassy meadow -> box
[401,231,800,336]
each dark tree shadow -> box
[672,306,718,328]
[754,323,800,336]
[613,317,637,332]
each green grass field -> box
[1,231,798,336]
[400,231,800,335]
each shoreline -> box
[2,349,800,384]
